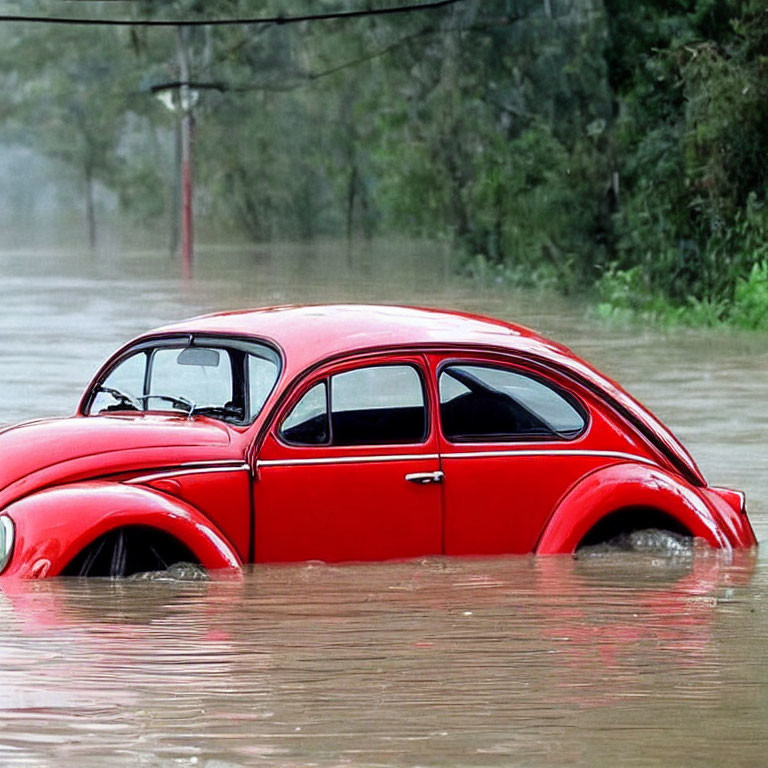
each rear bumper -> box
[703,486,758,549]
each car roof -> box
[144,304,703,484]
[153,304,569,372]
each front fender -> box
[1,481,242,578]
[535,463,730,555]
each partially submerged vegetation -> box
[0,1,765,326]
[600,0,768,329]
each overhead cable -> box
[0,0,464,26]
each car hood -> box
[0,414,236,498]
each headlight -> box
[0,516,15,574]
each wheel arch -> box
[575,505,693,549]
[535,462,729,555]
[2,481,241,578]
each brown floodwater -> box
[1,241,768,767]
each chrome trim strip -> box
[442,449,657,464]
[178,459,246,468]
[256,449,656,469]
[127,464,251,485]
[258,453,440,468]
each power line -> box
[0,0,465,26]
[195,16,520,94]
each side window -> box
[439,364,586,442]
[331,365,426,446]
[279,365,428,447]
[280,382,330,445]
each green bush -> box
[731,262,768,329]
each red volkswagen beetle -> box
[0,305,756,578]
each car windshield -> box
[86,337,280,424]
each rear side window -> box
[439,364,586,442]
[280,365,427,446]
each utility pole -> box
[150,72,217,277]
[177,26,194,279]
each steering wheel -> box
[97,385,141,411]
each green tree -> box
[0,18,163,247]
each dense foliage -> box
[0,0,766,325]
[601,0,768,326]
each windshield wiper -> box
[190,404,244,421]
[136,394,196,417]
[97,388,241,422]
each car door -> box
[252,355,443,563]
[429,354,610,555]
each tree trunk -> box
[346,164,358,243]
[85,165,96,250]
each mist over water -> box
[1,241,768,767]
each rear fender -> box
[535,463,729,555]
[2,481,241,578]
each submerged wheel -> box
[576,507,693,554]
[62,525,200,578]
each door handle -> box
[405,471,444,485]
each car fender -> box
[1,481,242,578]
[535,463,729,555]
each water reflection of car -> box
[0,304,757,578]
